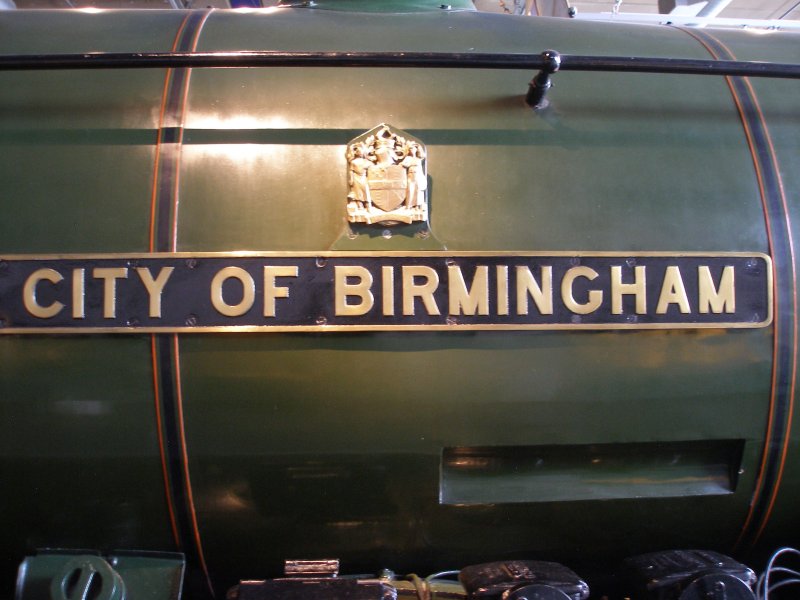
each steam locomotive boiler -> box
[1,3,799,599]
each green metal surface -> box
[0,7,798,599]
[0,10,190,594]
[278,0,476,11]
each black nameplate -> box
[0,252,771,333]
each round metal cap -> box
[505,584,571,600]
[679,573,755,600]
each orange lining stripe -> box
[149,12,195,548]
[164,10,215,596]
[149,14,192,253]
[727,96,781,543]
[730,85,780,547]
[711,37,797,549]
[676,30,779,545]
[152,334,181,548]
[173,333,215,597]
[681,27,797,548]
[170,9,212,252]
[737,73,797,548]
[723,67,779,543]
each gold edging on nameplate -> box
[0,250,776,260]
[0,251,773,333]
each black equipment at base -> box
[622,550,756,600]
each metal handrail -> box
[1,49,798,107]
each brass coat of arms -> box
[346,124,427,225]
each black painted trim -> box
[153,9,210,576]
[682,27,795,550]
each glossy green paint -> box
[278,0,477,11]
[0,7,798,598]
[0,10,188,594]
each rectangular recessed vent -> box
[440,440,744,505]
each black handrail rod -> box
[0,50,799,79]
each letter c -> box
[23,268,65,318]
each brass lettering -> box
[23,268,65,319]
[516,265,553,315]
[448,265,489,316]
[93,267,128,319]
[562,266,602,315]
[656,266,690,314]
[264,265,298,317]
[402,266,440,316]
[699,265,735,313]
[382,266,395,316]
[611,265,647,314]
[136,267,174,318]
[334,266,374,316]
[497,266,509,316]
[72,268,85,319]
[210,266,255,317]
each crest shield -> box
[368,164,407,212]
